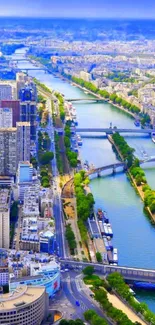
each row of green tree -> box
[55,92,66,121]
[107,272,155,325]
[130,160,147,186]
[65,224,77,255]
[37,131,54,187]
[84,309,108,325]
[33,78,52,94]
[64,124,78,168]
[60,319,85,325]
[54,131,63,175]
[143,184,155,214]
[82,266,137,325]
[94,287,138,325]
[112,132,135,167]
[40,166,50,188]
[72,76,140,114]
[74,171,95,244]
[38,130,51,151]
[112,133,155,214]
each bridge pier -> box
[112,166,116,174]
[97,171,101,178]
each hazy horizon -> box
[0,0,155,19]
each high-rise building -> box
[0,128,17,176]
[19,85,37,102]
[16,122,30,162]
[0,100,20,127]
[0,249,9,292]
[0,107,12,127]
[0,84,12,100]
[0,189,11,249]
[20,99,37,141]
[0,122,30,176]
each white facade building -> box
[0,107,12,127]
[0,189,11,249]
[0,84,12,100]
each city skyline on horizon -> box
[0,0,155,19]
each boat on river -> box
[107,223,113,237]
[113,248,118,264]
[97,209,109,223]
[151,132,155,143]
[134,119,140,127]
[77,134,83,146]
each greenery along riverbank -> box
[107,272,155,325]
[33,77,53,94]
[54,92,65,121]
[74,171,95,244]
[72,76,141,114]
[112,132,155,215]
[82,267,138,325]
[64,123,78,168]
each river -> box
[13,48,155,311]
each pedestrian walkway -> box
[107,292,147,325]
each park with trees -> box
[74,171,95,245]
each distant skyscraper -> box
[0,100,20,127]
[0,189,11,249]
[0,128,17,176]
[20,90,37,141]
[0,107,12,127]
[16,122,30,162]
[0,85,12,100]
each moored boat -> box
[151,132,155,143]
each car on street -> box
[75,300,80,307]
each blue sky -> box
[0,0,155,18]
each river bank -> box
[26,54,136,120]
[108,134,155,223]
[71,81,136,119]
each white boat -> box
[84,91,88,94]
[77,134,83,146]
[113,248,118,263]
[152,132,155,143]
[107,223,113,237]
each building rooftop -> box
[0,127,16,132]
[23,185,39,216]
[0,285,45,310]
[16,122,30,127]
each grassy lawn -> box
[83,275,103,286]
